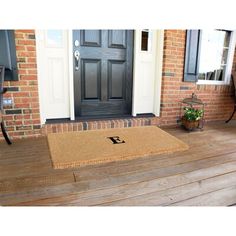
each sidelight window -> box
[141,29,152,51]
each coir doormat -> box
[47,126,188,169]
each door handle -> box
[74,50,80,71]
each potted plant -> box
[181,107,203,130]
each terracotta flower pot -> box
[181,117,199,130]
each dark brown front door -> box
[73,30,133,117]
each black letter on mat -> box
[107,136,125,144]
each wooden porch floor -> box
[1,121,236,206]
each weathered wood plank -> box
[100,171,236,206]
[0,172,75,194]
[171,186,236,206]
[8,159,236,206]
[75,146,236,182]
[77,152,236,191]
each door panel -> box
[81,59,101,100]
[73,30,133,117]
[108,30,127,48]
[80,30,101,47]
[108,60,125,99]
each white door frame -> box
[153,30,164,116]
[68,30,75,120]
[36,30,164,124]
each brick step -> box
[42,117,160,135]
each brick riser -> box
[41,117,160,135]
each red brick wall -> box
[2,30,41,139]
[160,30,236,126]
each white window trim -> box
[197,30,236,86]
